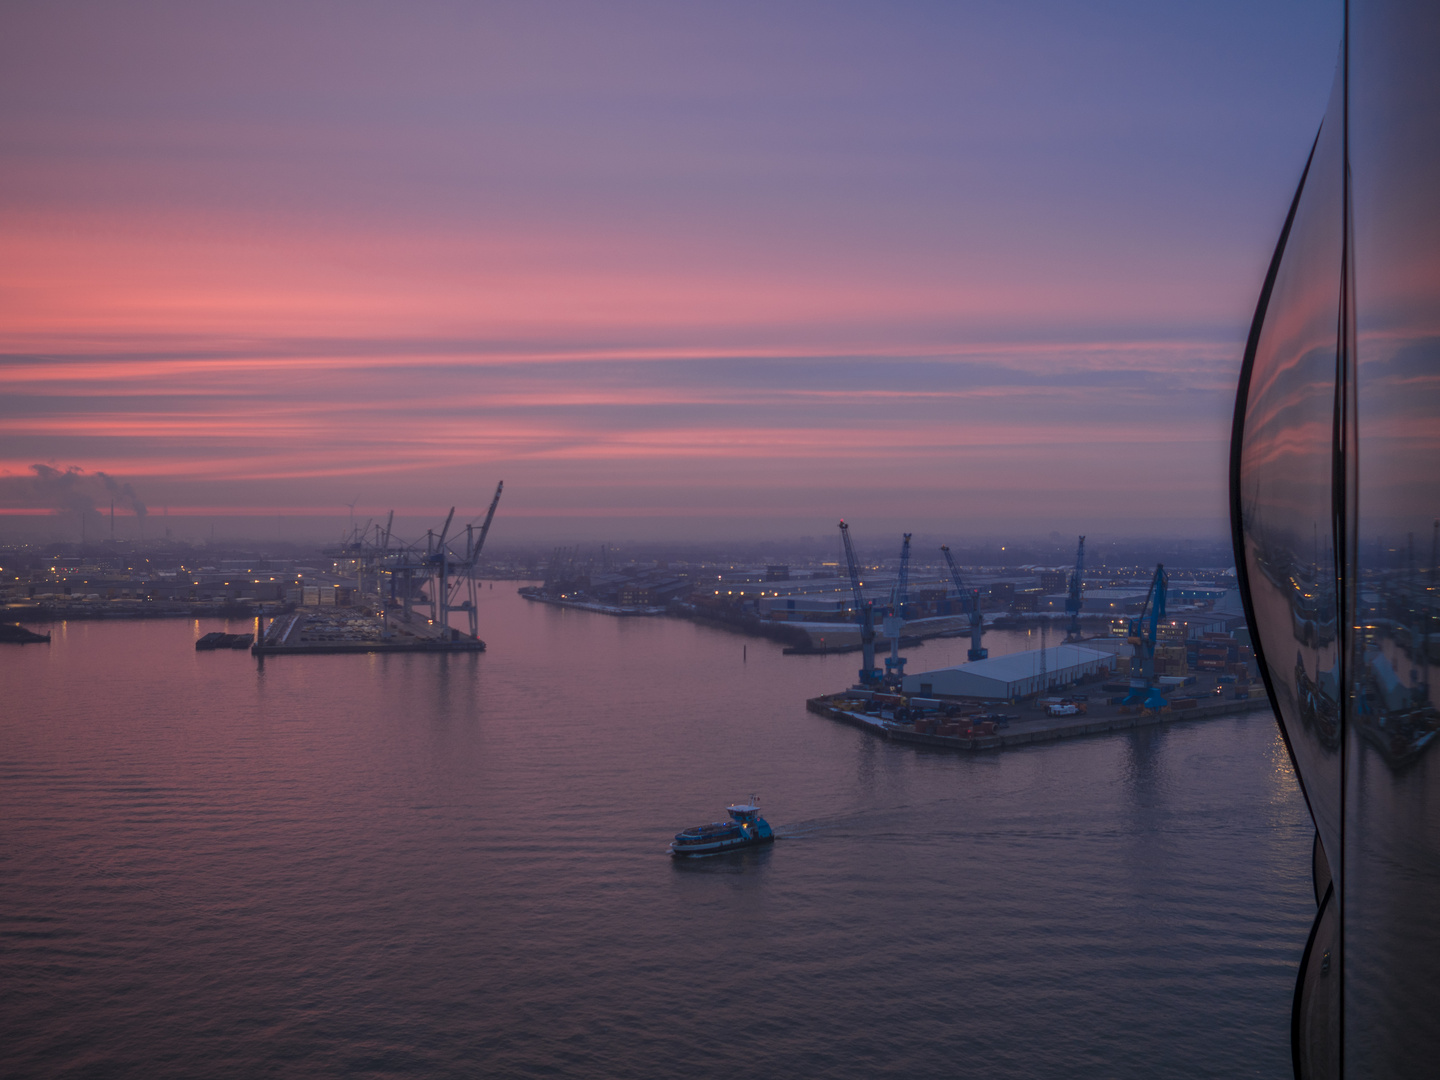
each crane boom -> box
[839,520,881,686]
[1121,563,1169,710]
[941,545,987,661]
[940,544,966,599]
[840,520,865,610]
[443,480,505,638]
[884,534,913,683]
[1065,535,1086,641]
[895,533,912,618]
[470,481,504,566]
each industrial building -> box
[758,595,850,619]
[901,644,1115,700]
[1046,586,1150,613]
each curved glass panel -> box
[1236,3,1440,1075]
[1234,66,1347,866]
[1293,884,1340,1080]
[1312,829,1332,908]
[1346,1,1440,1074]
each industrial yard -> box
[808,665,1268,753]
[798,526,1264,753]
[253,608,486,655]
[248,485,505,656]
[4,515,1259,713]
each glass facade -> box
[1232,2,1440,1075]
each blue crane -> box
[839,520,882,687]
[1064,535,1086,641]
[883,533,912,682]
[1121,563,1169,711]
[895,533,912,619]
[940,544,988,661]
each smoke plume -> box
[0,464,148,517]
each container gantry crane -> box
[1121,563,1169,711]
[883,533,912,684]
[427,506,457,628]
[839,520,882,687]
[444,480,503,638]
[940,544,987,661]
[376,482,503,639]
[1065,535,1086,642]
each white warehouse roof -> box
[901,644,1115,701]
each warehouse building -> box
[758,595,852,620]
[901,644,1115,701]
[1053,587,1153,613]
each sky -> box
[0,0,1343,545]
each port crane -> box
[440,480,504,638]
[424,507,457,630]
[1121,563,1169,711]
[1065,535,1086,641]
[373,482,504,638]
[839,520,882,687]
[940,545,987,661]
[883,533,912,683]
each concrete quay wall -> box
[806,694,1273,752]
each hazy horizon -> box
[0,506,1235,552]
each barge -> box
[251,610,486,656]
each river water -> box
[2,587,1313,1078]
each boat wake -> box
[769,784,1037,840]
[771,804,929,839]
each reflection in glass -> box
[1233,1,1440,1075]
[1233,64,1346,870]
[1345,2,1440,1075]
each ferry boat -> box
[669,798,774,858]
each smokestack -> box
[110,499,115,541]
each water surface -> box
[1,589,1313,1078]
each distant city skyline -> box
[1,1,1342,541]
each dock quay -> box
[252,608,485,655]
[806,685,1273,753]
[518,588,665,616]
[1,622,51,644]
[196,631,253,650]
